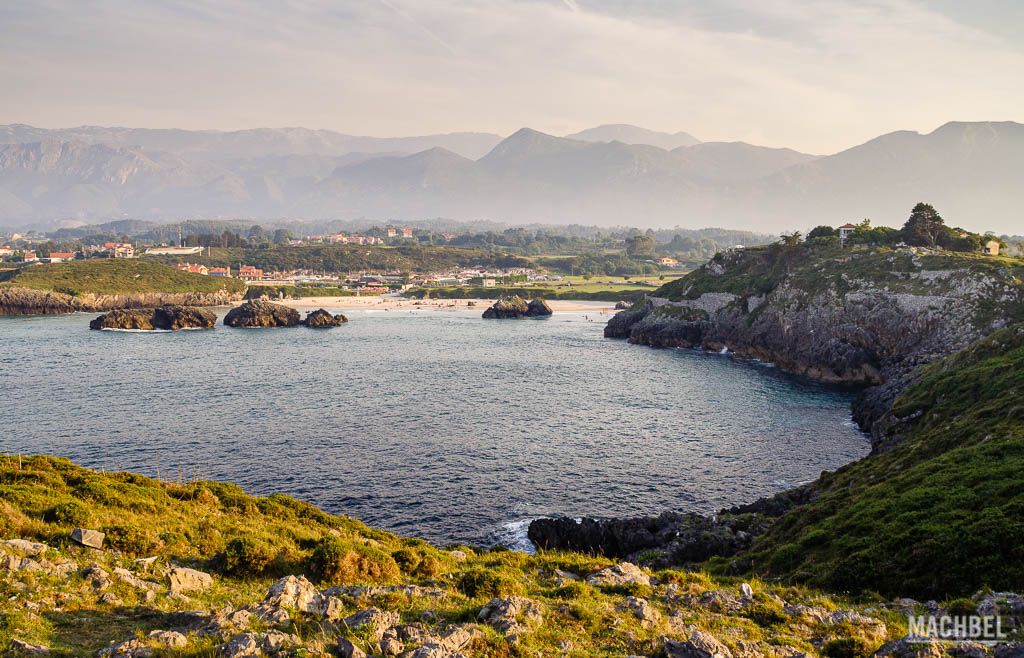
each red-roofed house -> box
[238,265,264,281]
[838,223,857,246]
[46,252,76,263]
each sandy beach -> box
[276,295,616,313]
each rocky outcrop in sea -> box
[0,287,243,316]
[301,308,348,327]
[223,300,301,328]
[89,305,217,331]
[482,296,553,319]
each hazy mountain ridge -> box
[566,123,701,149]
[0,121,1020,233]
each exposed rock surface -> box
[481,296,552,319]
[529,512,767,564]
[585,562,652,587]
[89,305,216,331]
[167,567,213,595]
[477,596,543,634]
[0,286,242,316]
[71,528,104,549]
[223,299,300,327]
[301,308,348,327]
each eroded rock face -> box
[525,299,553,317]
[223,300,300,328]
[301,308,348,327]
[0,286,241,316]
[482,296,529,319]
[167,567,213,595]
[89,305,216,331]
[478,596,543,634]
[586,562,651,588]
[71,528,105,549]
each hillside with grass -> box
[0,455,929,657]
[744,324,1024,596]
[0,260,245,296]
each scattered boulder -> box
[873,638,945,658]
[338,638,368,658]
[664,629,733,658]
[221,632,298,658]
[343,607,401,642]
[616,596,661,626]
[740,583,754,600]
[71,528,105,549]
[223,300,300,328]
[89,305,216,331]
[1,539,48,556]
[167,566,213,595]
[478,596,543,634]
[615,300,632,310]
[301,308,348,327]
[586,562,651,588]
[9,639,50,656]
[147,631,187,649]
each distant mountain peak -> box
[566,124,700,150]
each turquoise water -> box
[0,306,869,548]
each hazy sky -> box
[2,0,1021,153]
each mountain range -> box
[0,121,1020,233]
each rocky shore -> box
[223,299,301,327]
[0,286,243,316]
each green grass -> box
[0,260,245,297]
[0,456,902,656]
[745,324,1024,597]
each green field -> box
[0,260,246,296]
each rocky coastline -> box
[481,296,553,318]
[0,286,243,316]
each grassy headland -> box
[0,455,911,656]
[0,260,245,297]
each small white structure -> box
[838,223,857,247]
[983,240,1001,256]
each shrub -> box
[457,567,524,598]
[947,598,978,616]
[42,501,90,526]
[102,524,161,555]
[824,637,871,658]
[742,601,789,628]
[309,536,400,585]
[219,537,279,578]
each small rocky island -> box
[481,296,553,319]
[302,308,348,327]
[223,299,301,327]
[89,305,217,331]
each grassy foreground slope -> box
[0,260,246,296]
[0,456,907,656]
[746,324,1024,597]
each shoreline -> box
[274,295,616,313]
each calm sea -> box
[0,306,869,549]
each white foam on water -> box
[100,328,172,333]
[497,519,537,554]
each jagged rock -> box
[994,644,1024,658]
[615,300,631,310]
[89,305,216,331]
[740,583,754,600]
[147,631,187,648]
[168,567,213,594]
[71,527,105,549]
[223,300,300,328]
[221,631,298,658]
[84,564,112,590]
[586,562,651,587]
[112,567,160,592]
[873,638,945,658]
[337,638,367,658]
[664,629,734,658]
[0,287,242,317]
[529,512,764,562]
[525,298,553,316]
[343,607,400,642]
[482,296,530,318]
[616,596,661,625]
[262,575,331,617]
[301,308,348,327]
[10,639,50,656]
[379,629,404,656]
[1,539,48,556]
[478,596,543,634]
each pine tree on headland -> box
[902,202,945,247]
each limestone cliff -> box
[0,286,243,315]
[605,245,1024,440]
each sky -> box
[1,0,1022,154]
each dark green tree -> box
[902,203,945,247]
[806,225,837,241]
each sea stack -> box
[301,308,348,327]
[89,305,217,331]
[482,296,553,319]
[223,299,301,328]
